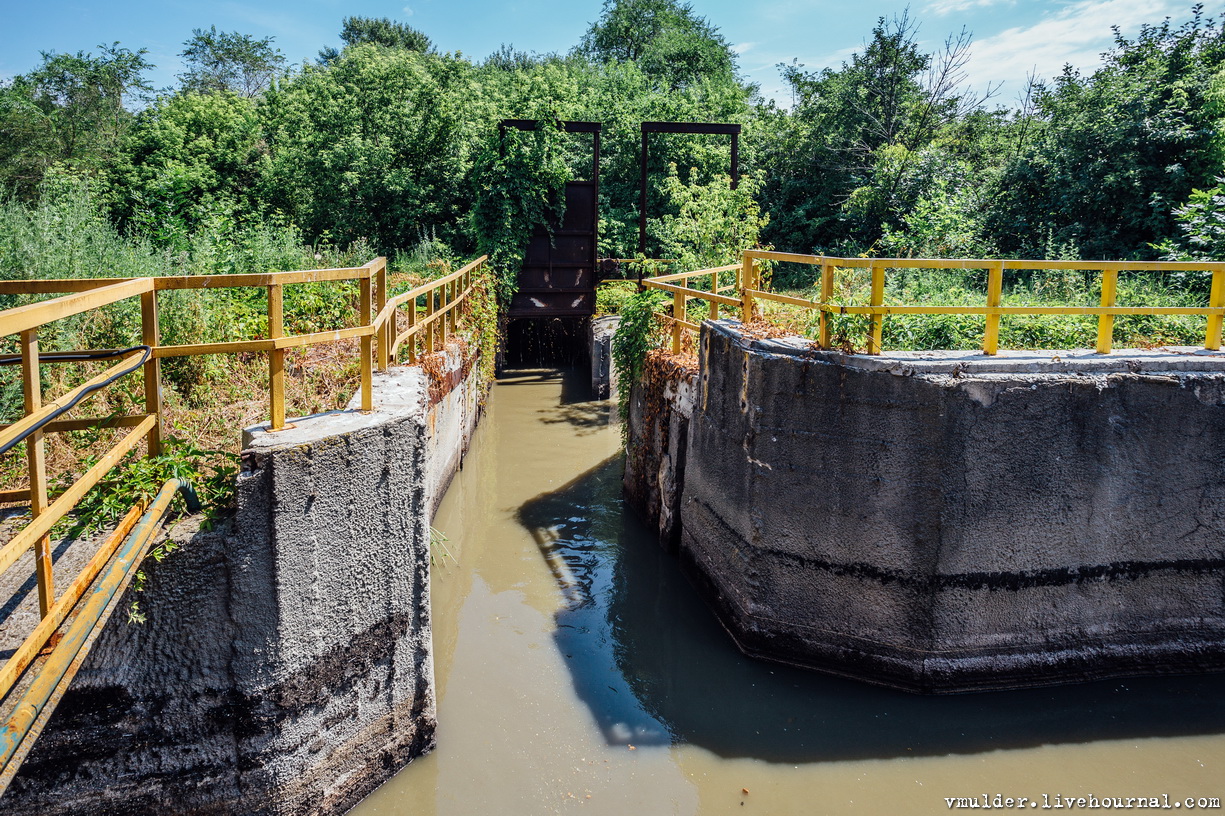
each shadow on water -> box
[517,455,1225,764]
[500,367,614,433]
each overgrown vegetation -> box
[64,437,236,537]
[1,3,1221,266]
[470,121,572,299]
[611,288,668,430]
[0,177,487,548]
[2,1,1225,528]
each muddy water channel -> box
[353,369,1225,816]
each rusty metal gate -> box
[501,120,601,320]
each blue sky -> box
[0,0,1201,106]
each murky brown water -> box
[352,368,1225,816]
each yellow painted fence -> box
[643,250,1225,356]
[0,255,488,706]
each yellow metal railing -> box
[0,478,198,789]
[644,250,1225,356]
[641,263,742,355]
[0,254,488,709]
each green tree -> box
[178,27,286,98]
[470,121,572,299]
[257,43,474,251]
[986,7,1225,259]
[761,15,938,252]
[0,43,152,198]
[108,91,264,242]
[319,16,432,64]
[655,165,768,269]
[1157,180,1225,259]
[577,0,738,90]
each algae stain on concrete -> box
[352,368,1225,816]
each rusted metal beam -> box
[638,122,742,256]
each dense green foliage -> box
[986,9,1225,259]
[66,437,237,538]
[0,44,152,199]
[2,1,1224,293]
[318,16,433,64]
[256,44,475,251]
[3,0,1225,538]
[470,121,572,298]
[611,288,668,426]
[766,7,1225,266]
[577,0,738,90]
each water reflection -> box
[498,368,613,434]
[518,456,1225,764]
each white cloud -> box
[925,0,1013,15]
[964,0,1179,102]
[733,41,757,55]
[402,5,415,16]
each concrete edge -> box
[705,319,1225,376]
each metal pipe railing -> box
[0,257,490,758]
[644,251,1225,357]
[0,479,199,793]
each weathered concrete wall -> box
[4,344,486,814]
[590,316,620,401]
[623,351,697,549]
[416,344,484,517]
[638,320,1225,692]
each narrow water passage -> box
[353,369,1225,816]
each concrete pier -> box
[628,321,1225,693]
[2,344,485,814]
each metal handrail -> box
[644,251,1225,356]
[0,479,200,792]
[0,256,490,760]
[0,347,150,456]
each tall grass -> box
[0,179,379,498]
[1,179,492,508]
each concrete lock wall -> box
[623,352,697,549]
[590,316,620,401]
[4,343,485,814]
[630,319,1225,693]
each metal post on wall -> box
[637,122,743,270]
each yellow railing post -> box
[140,290,163,456]
[267,284,286,430]
[1208,269,1225,351]
[20,330,53,618]
[983,261,1004,356]
[439,281,447,343]
[740,252,755,322]
[407,298,418,364]
[426,289,436,353]
[376,260,389,371]
[867,262,886,355]
[451,279,458,334]
[360,273,373,412]
[389,307,398,367]
[672,290,684,354]
[819,260,833,350]
[709,268,720,321]
[1096,267,1119,354]
[442,281,450,344]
